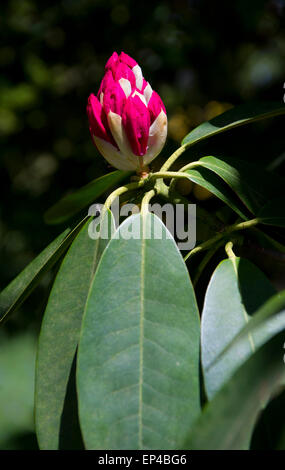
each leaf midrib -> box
[138,212,146,450]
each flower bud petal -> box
[132,64,143,90]
[122,95,150,156]
[97,70,114,97]
[141,78,148,91]
[143,82,153,104]
[119,78,132,98]
[105,111,141,170]
[114,63,136,89]
[144,110,167,165]
[103,82,126,116]
[93,136,136,171]
[87,94,117,147]
[119,51,137,68]
[107,111,134,160]
[105,52,119,72]
[132,90,147,106]
[148,90,166,124]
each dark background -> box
[0,0,284,449]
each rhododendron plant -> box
[2,45,285,451]
[87,52,167,171]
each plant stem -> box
[150,171,192,181]
[168,161,201,193]
[179,161,202,172]
[227,218,260,233]
[104,181,145,212]
[225,241,236,261]
[160,144,188,171]
[141,189,156,217]
[192,240,224,287]
[185,217,260,261]
[185,233,224,261]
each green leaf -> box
[212,290,285,370]
[44,170,132,225]
[184,331,285,450]
[0,217,87,324]
[197,155,285,215]
[258,197,285,227]
[0,332,37,449]
[184,166,249,220]
[35,212,115,450]
[77,212,200,450]
[182,101,285,147]
[201,257,276,399]
[251,389,285,450]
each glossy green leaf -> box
[212,290,285,370]
[44,170,132,225]
[0,217,87,324]
[258,197,285,227]
[184,331,285,450]
[184,166,249,220]
[201,257,276,399]
[77,212,200,450]
[197,155,284,215]
[182,101,285,147]
[35,212,115,449]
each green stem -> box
[141,189,156,217]
[160,144,188,171]
[192,240,224,287]
[225,240,236,261]
[185,233,223,261]
[104,181,145,212]
[227,218,260,233]
[179,161,201,172]
[169,161,201,193]
[185,217,260,261]
[150,171,192,181]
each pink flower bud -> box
[87,94,117,148]
[122,95,150,156]
[148,91,166,124]
[87,51,167,171]
[105,52,119,72]
[119,51,137,68]
[103,82,126,116]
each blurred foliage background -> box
[0,0,285,449]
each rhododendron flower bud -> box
[87,52,167,171]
